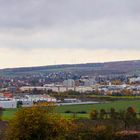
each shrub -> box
[76,111,87,114]
[65,110,73,113]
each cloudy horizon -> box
[0,0,140,68]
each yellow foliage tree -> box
[5,107,71,140]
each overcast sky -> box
[0,0,140,68]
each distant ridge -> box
[0,60,140,76]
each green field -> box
[56,100,140,113]
[2,100,140,120]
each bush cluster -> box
[64,110,87,114]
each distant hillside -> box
[0,60,140,77]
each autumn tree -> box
[118,107,137,130]
[126,107,136,118]
[66,123,113,140]
[5,107,70,140]
[99,109,107,120]
[109,108,121,131]
[111,80,121,85]
[92,125,113,140]
[90,109,98,120]
[110,108,117,119]
[122,89,131,96]
[0,107,3,121]
[125,107,137,129]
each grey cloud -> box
[0,0,140,51]
[0,0,140,29]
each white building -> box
[129,77,140,83]
[64,98,81,103]
[20,85,93,93]
[84,79,96,86]
[63,79,75,87]
[0,101,17,108]
[75,86,93,93]
[24,95,57,102]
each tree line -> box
[1,106,140,140]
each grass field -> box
[2,100,140,120]
[56,100,140,113]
